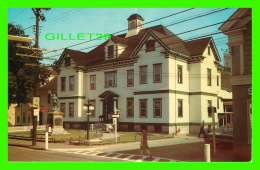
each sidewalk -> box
[8,133,201,151]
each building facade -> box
[54,14,232,134]
[219,8,252,161]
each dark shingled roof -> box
[184,37,212,56]
[57,25,213,69]
[127,14,144,21]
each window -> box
[217,98,219,109]
[208,46,211,55]
[90,75,96,90]
[28,116,30,123]
[208,100,212,117]
[127,70,134,87]
[217,75,219,86]
[207,69,212,86]
[69,103,74,117]
[89,100,96,117]
[69,76,75,91]
[145,40,155,52]
[178,99,183,118]
[47,93,51,104]
[127,98,134,117]
[153,64,162,83]
[60,103,66,117]
[108,45,114,58]
[61,77,66,91]
[140,65,147,84]
[140,99,147,118]
[17,116,20,123]
[105,71,117,87]
[129,21,135,30]
[65,57,71,66]
[154,99,162,118]
[178,65,183,84]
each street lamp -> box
[83,101,94,141]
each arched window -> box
[129,21,136,30]
[137,21,143,28]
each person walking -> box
[198,121,206,138]
[140,126,152,160]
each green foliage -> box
[8,23,50,104]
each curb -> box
[8,143,46,150]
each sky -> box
[8,8,238,66]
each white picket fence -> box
[8,125,46,133]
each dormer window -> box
[65,57,71,66]
[108,45,114,59]
[146,40,156,52]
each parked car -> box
[204,125,233,145]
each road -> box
[8,146,129,162]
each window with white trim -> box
[105,71,117,87]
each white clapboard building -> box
[53,14,232,134]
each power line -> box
[41,8,196,56]
[10,8,27,22]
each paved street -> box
[8,134,236,162]
[8,146,129,162]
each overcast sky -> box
[8,8,237,65]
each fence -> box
[8,125,46,133]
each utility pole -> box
[31,8,50,146]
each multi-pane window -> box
[154,99,162,118]
[153,64,162,83]
[17,116,20,123]
[108,45,114,58]
[178,99,183,118]
[127,70,134,87]
[69,103,74,117]
[105,71,117,87]
[69,76,75,91]
[178,65,183,84]
[140,99,147,118]
[23,114,26,123]
[90,75,96,90]
[65,57,71,66]
[208,100,212,117]
[60,103,66,117]
[61,77,66,91]
[207,68,212,86]
[140,66,147,84]
[145,40,156,52]
[127,98,134,117]
[89,100,96,117]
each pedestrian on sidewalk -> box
[198,121,206,138]
[140,126,152,160]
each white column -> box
[204,144,211,162]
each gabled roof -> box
[184,37,211,56]
[39,76,57,92]
[219,8,252,31]
[54,25,221,70]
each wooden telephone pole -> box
[31,8,50,146]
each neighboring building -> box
[54,14,232,134]
[8,70,57,126]
[219,8,252,161]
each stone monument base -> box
[51,126,69,135]
[47,110,69,135]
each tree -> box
[8,23,50,105]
